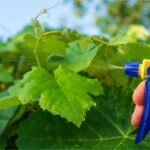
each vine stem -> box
[104,44,109,56]
[34,37,41,67]
[42,30,61,36]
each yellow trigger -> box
[138,59,150,79]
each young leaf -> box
[108,36,132,46]
[65,40,102,72]
[37,35,66,66]
[17,66,103,127]
[23,34,66,67]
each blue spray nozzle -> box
[124,62,140,77]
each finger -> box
[131,105,144,127]
[132,81,145,105]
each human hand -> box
[131,81,145,127]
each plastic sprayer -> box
[125,59,150,143]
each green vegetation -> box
[1,1,150,149]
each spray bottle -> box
[125,59,150,143]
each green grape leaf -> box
[37,35,66,66]
[0,92,17,149]
[108,36,132,46]
[0,96,20,110]
[0,106,17,149]
[37,34,66,54]
[65,40,101,72]
[0,81,21,110]
[0,107,17,135]
[124,43,150,61]
[0,93,18,135]
[86,43,129,87]
[16,86,150,149]
[23,34,66,67]
[18,66,103,127]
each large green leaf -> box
[17,66,103,127]
[16,86,150,149]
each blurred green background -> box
[68,0,150,36]
[0,0,150,39]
